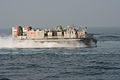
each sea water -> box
[0,33,120,80]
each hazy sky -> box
[0,0,120,29]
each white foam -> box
[0,36,88,49]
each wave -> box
[96,34,120,41]
[0,36,88,49]
[99,35,120,38]
[0,78,11,80]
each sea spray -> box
[0,36,88,49]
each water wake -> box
[0,36,87,49]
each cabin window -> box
[52,32,57,36]
[71,31,73,34]
[62,32,64,36]
[45,33,48,36]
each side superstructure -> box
[12,25,94,40]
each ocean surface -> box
[0,33,120,80]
